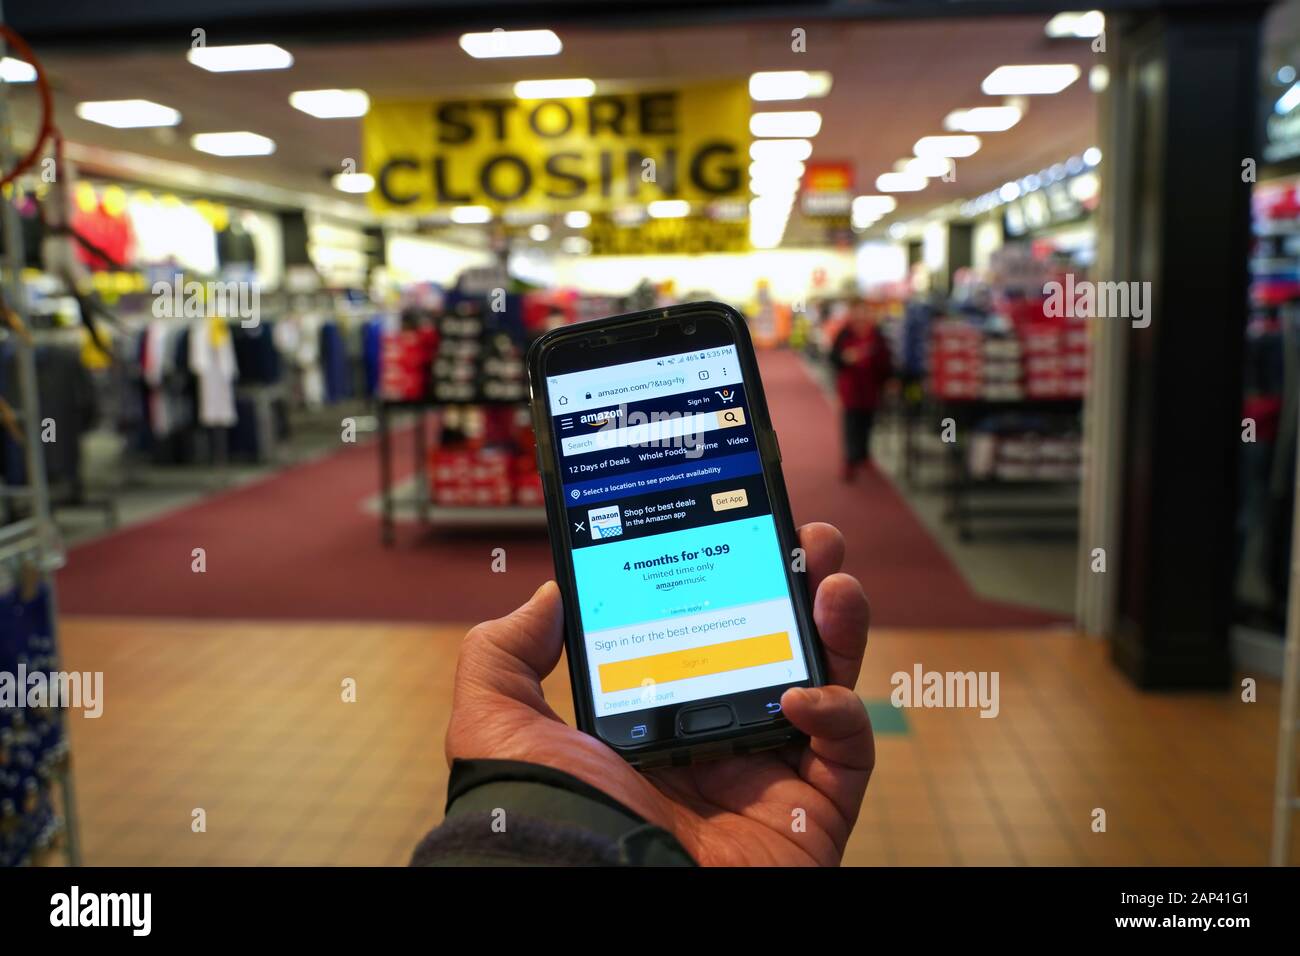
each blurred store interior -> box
[0,0,1297,866]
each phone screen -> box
[544,338,810,732]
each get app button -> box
[711,489,748,512]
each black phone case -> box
[526,302,828,768]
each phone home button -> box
[678,704,736,736]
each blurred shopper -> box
[830,299,893,480]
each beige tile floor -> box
[57,617,1292,866]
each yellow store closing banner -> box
[586,215,749,255]
[363,82,750,215]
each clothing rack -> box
[0,26,81,865]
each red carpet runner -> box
[62,352,1065,627]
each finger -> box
[813,572,870,689]
[781,685,875,825]
[797,522,845,597]
[458,580,565,698]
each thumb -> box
[458,580,566,697]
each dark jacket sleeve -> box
[828,327,851,370]
[409,758,696,867]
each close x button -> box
[678,704,736,735]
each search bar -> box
[560,407,746,457]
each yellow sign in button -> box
[598,631,792,693]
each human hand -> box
[445,521,873,865]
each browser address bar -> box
[561,408,746,457]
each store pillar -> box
[1087,6,1265,688]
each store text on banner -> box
[363,83,750,215]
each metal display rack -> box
[376,397,546,545]
[937,396,1083,542]
[897,393,1083,541]
[0,19,81,866]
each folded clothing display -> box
[0,581,67,867]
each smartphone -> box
[527,302,826,768]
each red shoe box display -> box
[512,455,544,506]
[428,444,543,508]
[968,430,1083,481]
[1021,319,1088,399]
[380,328,438,400]
[429,447,512,507]
[930,315,1088,401]
[929,321,983,400]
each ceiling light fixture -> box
[459,29,562,59]
[0,57,35,83]
[749,195,792,250]
[749,139,813,163]
[76,99,182,129]
[564,210,591,229]
[748,71,833,101]
[749,111,822,138]
[943,105,1022,132]
[187,43,293,73]
[900,156,954,178]
[513,78,595,99]
[876,172,927,192]
[852,196,897,218]
[749,176,801,198]
[981,64,1081,96]
[851,194,897,230]
[529,224,551,241]
[190,131,276,156]
[749,160,806,180]
[1045,11,1105,39]
[914,135,981,158]
[331,172,374,194]
[1277,82,1300,115]
[290,89,370,118]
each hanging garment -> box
[189,318,239,427]
[277,314,325,409]
[362,317,384,397]
[141,320,172,436]
[231,321,280,385]
[319,319,351,403]
[0,343,99,490]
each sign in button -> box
[598,631,792,693]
